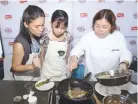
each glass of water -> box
[24,81,35,94]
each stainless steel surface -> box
[47,91,53,104]
[95,69,134,79]
[124,93,130,103]
[68,71,73,91]
[95,69,134,86]
[102,94,137,104]
[0,81,137,104]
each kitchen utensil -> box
[95,69,134,86]
[95,83,121,96]
[68,71,73,91]
[102,94,136,104]
[35,79,54,91]
[24,82,35,93]
[28,96,37,104]
[58,72,93,102]
[47,91,53,104]
[35,78,51,87]
[123,93,130,104]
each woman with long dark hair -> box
[11,5,45,81]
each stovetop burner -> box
[95,83,121,96]
[48,90,96,104]
[59,98,94,104]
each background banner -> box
[0,0,137,60]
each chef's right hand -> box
[32,55,41,69]
[69,56,78,72]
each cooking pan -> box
[58,72,93,102]
[102,94,137,104]
[95,69,134,86]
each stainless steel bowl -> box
[102,94,137,104]
[95,69,134,86]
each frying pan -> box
[58,72,93,102]
[95,69,134,86]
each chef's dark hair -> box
[19,5,45,44]
[92,9,117,34]
[51,10,68,28]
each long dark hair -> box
[51,10,68,28]
[19,5,45,44]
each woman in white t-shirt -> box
[69,9,132,81]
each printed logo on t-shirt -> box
[58,50,65,57]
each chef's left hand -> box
[119,62,128,70]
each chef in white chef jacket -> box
[69,9,132,81]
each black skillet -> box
[58,72,93,102]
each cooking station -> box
[0,80,137,104]
[47,89,95,104]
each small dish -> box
[35,79,54,91]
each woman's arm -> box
[39,32,49,66]
[70,36,86,59]
[65,33,73,64]
[39,45,45,69]
[66,43,70,64]
[12,43,34,72]
[119,34,132,69]
[69,36,86,71]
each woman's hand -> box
[119,61,129,70]
[32,55,41,69]
[68,56,78,72]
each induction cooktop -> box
[47,90,96,104]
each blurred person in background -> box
[0,37,4,80]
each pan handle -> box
[133,56,137,61]
[47,91,53,104]
[83,72,92,82]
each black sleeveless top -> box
[10,34,31,72]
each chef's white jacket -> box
[71,31,132,80]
